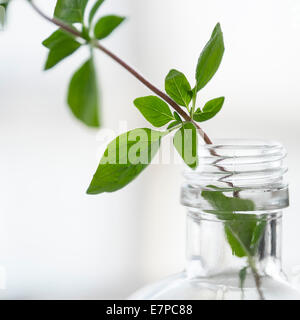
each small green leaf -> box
[87,128,165,194]
[42,29,81,70]
[134,96,174,127]
[0,5,5,28]
[88,0,105,24]
[173,111,182,123]
[94,15,125,40]
[201,190,266,258]
[165,69,193,107]
[0,0,9,29]
[195,23,225,91]
[167,121,180,130]
[54,0,88,23]
[68,57,100,127]
[193,97,224,122]
[173,122,198,169]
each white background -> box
[0,0,300,299]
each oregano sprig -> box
[3,0,265,299]
[87,21,225,193]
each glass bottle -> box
[130,140,300,300]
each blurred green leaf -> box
[68,57,100,127]
[165,69,192,107]
[94,15,125,40]
[134,96,174,127]
[0,1,9,29]
[54,0,88,23]
[0,6,5,28]
[87,128,165,194]
[42,29,81,70]
[88,0,105,24]
[193,97,224,122]
[195,23,224,91]
[173,122,198,169]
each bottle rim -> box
[181,139,289,214]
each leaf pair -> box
[165,69,225,123]
[164,24,225,122]
[165,23,224,107]
[134,96,198,169]
[42,28,99,127]
[42,0,125,128]
[55,0,125,38]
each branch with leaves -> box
[9,0,223,189]
[1,0,266,299]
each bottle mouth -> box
[195,138,286,165]
[183,139,287,186]
[181,139,289,213]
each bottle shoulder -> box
[129,271,300,300]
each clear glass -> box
[130,139,300,300]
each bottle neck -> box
[185,210,283,279]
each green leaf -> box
[94,15,125,40]
[193,97,224,122]
[67,57,100,127]
[225,220,258,258]
[54,0,88,23]
[88,0,105,24]
[42,29,81,70]
[165,69,192,107]
[173,122,198,169]
[87,128,165,194]
[0,0,9,28]
[173,111,182,123]
[134,96,174,127]
[195,23,224,91]
[0,5,5,28]
[201,190,266,258]
[0,0,9,9]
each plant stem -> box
[28,1,82,38]
[227,225,265,300]
[28,0,212,145]
[190,88,197,117]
